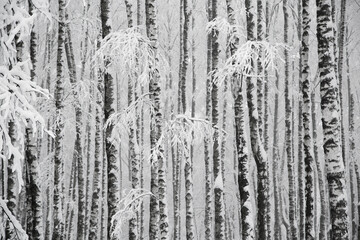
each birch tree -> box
[226,0,254,239]
[53,0,66,237]
[146,0,169,238]
[316,0,349,238]
[100,0,120,238]
[25,1,43,239]
[245,0,269,238]
[301,0,315,238]
[204,0,213,239]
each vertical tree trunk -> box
[283,1,298,239]
[173,1,183,239]
[124,1,141,239]
[65,159,77,240]
[311,89,328,240]
[257,0,264,140]
[210,0,225,239]
[264,3,271,238]
[349,93,357,240]
[101,146,108,240]
[297,2,305,239]
[273,69,282,240]
[337,0,347,164]
[346,27,357,240]
[100,0,120,238]
[146,0,170,238]
[181,0,195,239]
[25,2,43,238]
[316,0,349,238]
[204,0,213,239]
[53,0,66,237]
[301,0,315,238]
[64,18,85,240]
[245,0,269,238]
[226,0,254,239]
[44,23,54,240]
[89,37,105,239]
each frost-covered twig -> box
[0,199,28,240]
[94,27,155,85]
[105,93,152,145]
[213,41,284,87]
[110,189,153,239]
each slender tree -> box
[226,0,254,239]
[316,0,349,238]
[245,0,269,238]
[146,0,170,238]
[337,0,347,163]
[100,0,120,237]
[24,2,43,239]
[204,0,213,239]
[53,0,66,237]
[273,68,282,240]
[210,0,225,238]
[301,0,315,238]
[181,0,195,238]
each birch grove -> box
[2,0,360,240]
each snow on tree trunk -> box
[346,28,357,240]
[53,0,66,238]
[181,0,195,239]
[226,0,254,239]
[245,0,269,238]
[257,0,264,141]
[204,0,213,239]
[25,2,43,238]
[301,0,315,238]
[146,0,170,238]
[283,1,298,239]
[316,0,349,238]
[123,2,141,239]
[272,69,282,240]
[89,37,105,239]
[297,2,305,239]
[210,0,225,239]
[337,0,347,164]
[63,19,86,240]
[100,0,120,238]
[311,90,328,240]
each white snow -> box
[214,174,224,190]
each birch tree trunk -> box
[89,37,105,239]
[297,2,305,239]
[100,0,120,237]
[204,0,213,239]
[283,1,298,239]
[63,19,86,240]
[53,0,66,237]
[210,0,225,238]
[311,88,328,240]
[146,0,169,238]
[25,2,43,238]
[273,69,282,240]
[337,0,347,164]
[226,0,254,239]
[301,0,315,238]
[257,0,264,140]
[181,0,195,238]
[245,0,269,238]
[123,1,141,239]
[346,28,358,240]
[316,0,349,238]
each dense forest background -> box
[1,0,360,239]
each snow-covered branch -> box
[111,189,153,239]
